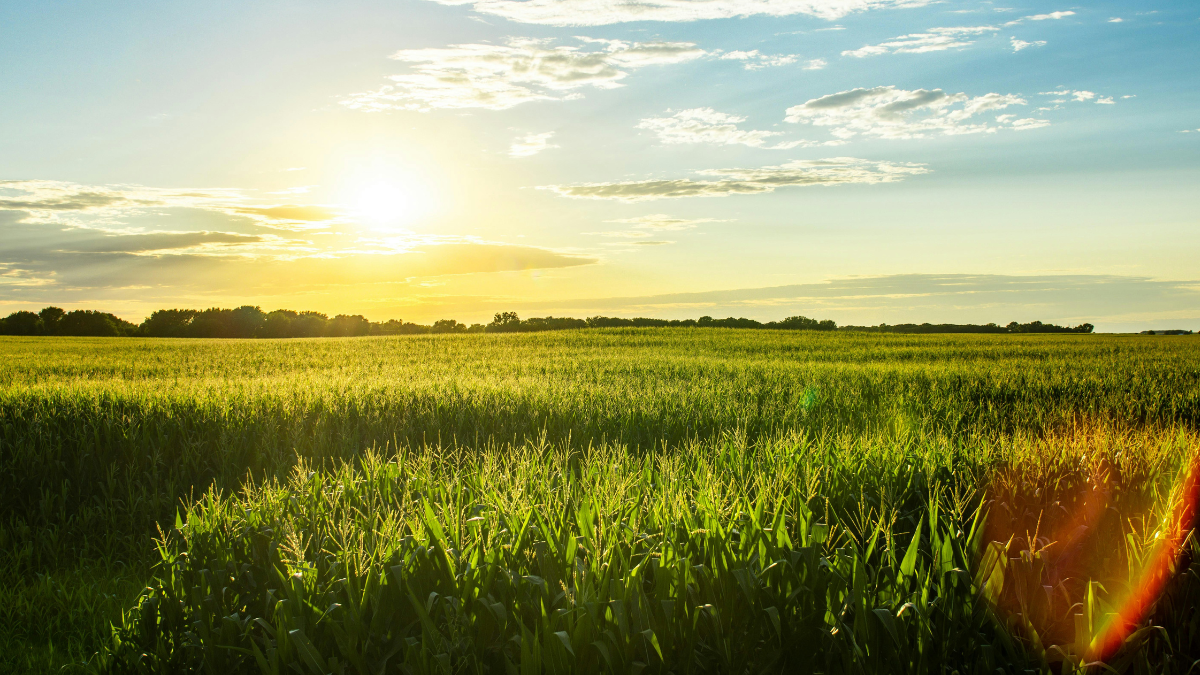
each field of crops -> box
[2,329,1199,673]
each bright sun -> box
[344,174,435,231]
[352,182,415,228]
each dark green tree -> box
[38,306,65,334]
[328,314,370,337]
[1,311,44,335]
[58,310,136,336]
[139,309,198,337]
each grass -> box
[1,329,1198,673]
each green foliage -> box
[0,330,1198,672]
[103,441,1036,674]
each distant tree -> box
[187,308,234,338]
[528,316,587,331]
[292,311,328,338]
[39,307,65,334]
[431,319,467,334]
[57,310,136,336]
[230,305,267,338]
[328,314,370,337]
[486,312,522,333]
[261,309,298,338]
[139,309,198,337]
[1,311,44,335]
[466,323,486,333]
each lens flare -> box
[1087,459,1200,661]
[979,431,1199,666]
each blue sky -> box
[1,0,1197,330]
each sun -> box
[342,172,437,231]
[350,181,416,229]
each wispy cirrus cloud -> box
[717,50,794,70]
[1010,37,1045,52]
[504,274,1200,332]
[423,0,933,27]
[341,37,705,112]
[542,158,928,202]
[588,214,729,246]
[0,180,338,233]
[509,131,558,157]
[608,214,729,231]
[1036,90,1118,110]
[637,108,829,149]
[784,86,1047,140]
[0,181,598,303]
[842,10,1073,58]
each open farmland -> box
[2,330,1199,673]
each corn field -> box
[1,329,1198,673]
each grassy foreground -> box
[1,330,1198,673]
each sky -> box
[1,0,1198,331]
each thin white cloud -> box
[1039,89,1117,107]
[638,108,818,149]
[423,0,934,27]
[510,131,558,157]
[784,86,1043,140]
[1018,11,1074,22]
[341,37,706,112]
[844,10,1072,57]
[843,26,996,57]
[1108,17,1123,23]
[717,49,798,70]
[1010,37,1045,51]
[541,158,929,202]
[607,214,729,230]
[0,180,336,231]
[804,58,828,70]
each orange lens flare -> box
[1088,459,1200,661]
[979,443,1200,666]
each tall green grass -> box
[1,330,1198,672]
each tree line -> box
[0,306,1097,338]
[839,321,1095,334]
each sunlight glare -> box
[346,176,434,231]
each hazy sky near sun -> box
[1,0,1198,330]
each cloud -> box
[53,231,269,254]
[637,108,810,149]
[232,205,339,222]
[717,50,798,70]
[341,37,705,112]
[607,214,728,230]
[1108,17,1123,22]
[1010,37,1045,51]
[784,86,1044,140]
[1020,11,1074,21]
[423,0,933,27]
[804,58,828,70]
[842,26,997,57]
[510,131,558,157]
[503,274,1200,332]
[541,158,928,202]
[843,11,1072,57]
[590,214,726,245]
[1038,90,1117,108]
[0,180,338,232]
[0,179,595,284]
